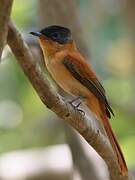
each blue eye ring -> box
[51,32,60,39]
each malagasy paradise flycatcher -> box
[30,25,127,175]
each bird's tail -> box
[102,115,128,176]
[86,98,128,175]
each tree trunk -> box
[38,0,89,58]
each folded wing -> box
[62,55,114,118]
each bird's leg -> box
[69,97,85,116]
[68,96,81,105]
[69,97,82,108]
[76,106,85,116]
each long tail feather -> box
[86,98,128,175]
[102,116,128,176]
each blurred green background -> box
[0,0,135,172]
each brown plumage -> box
[30,25,128,175]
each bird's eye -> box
[51,32,60,39]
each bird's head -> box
[30,25,74,57]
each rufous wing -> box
[62,54,114,118]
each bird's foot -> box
[68,97,80,105]
[69,98,85,116]
[77,108,85,116]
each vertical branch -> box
[0,0,13,60]
[37,1,132,180]
[38,0,89,58]
[37,1,100,179]
[122,0,135,90]
[7,21,133,180]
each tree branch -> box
[7,21,132,180]
[0,0,13,60]
[65,126,102,180]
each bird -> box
[30,25,128,175]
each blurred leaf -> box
[11,0,37,29]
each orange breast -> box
[46,57,90,97]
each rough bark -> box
[7,21,132,180]
[65,126,103,180]
[0,0,13,60]
[39,0,101,180]
[37,1,97,179]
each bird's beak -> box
[30,31,42,37]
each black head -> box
[30,25,72,44]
